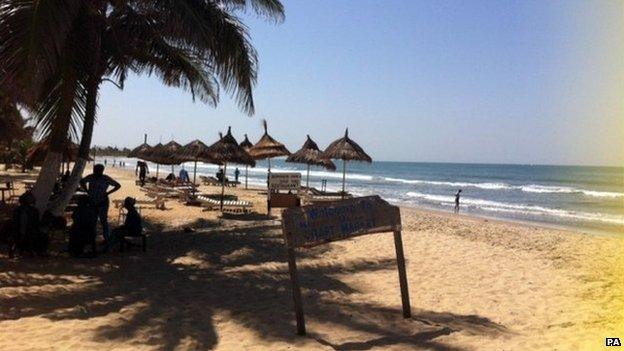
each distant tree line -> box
[90,146,131,157]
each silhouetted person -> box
[68,195,98,257]
[80,164,121,251]
[216,168,224,182]
[234,168,240,182]
[165,172,176,182]
[10,191,48,257]
[454,189,462,213]
[136,161,149,186]
[113,197,143,252]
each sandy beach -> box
[1,166,622,351]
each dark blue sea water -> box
[102,157,624,234]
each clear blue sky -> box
[94,0,624,166]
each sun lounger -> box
[113,197,166,213]
[196,195,253,214]
[200,176,220,186]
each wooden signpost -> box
[281,195,410,335]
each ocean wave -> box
[405,191,624,225]
[520,184,623,198]
[384,177,511,190]
[386,176,623,198]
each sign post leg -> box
[393,230,411,318]
[287,247,306,335]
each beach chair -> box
[196,195,253,214]
[200,176,220,186]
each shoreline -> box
[84,163,623,237]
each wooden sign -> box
[281,195,410,335]
[269,172,301,191]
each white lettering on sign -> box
[282,195,401,248]
[269,172,301,191]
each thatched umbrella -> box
[26,137,81,172]
[177,139,216,185]
[140,142,163,178]
[157,140,184,175]
[128,142,152,159]
[239,134,253,189]
[248,120,290,183]
[286,135,336,188]
[201,127,255,210]
[323,128,372,198]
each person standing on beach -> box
[136,161,149,186]
[80,164,121,252]
[454,189,462,213]
[234,168,240,183]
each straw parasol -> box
[201,126,255,210]
[286,135,336,188]
[239,134,253,189]
[128,142,152,159]
[177,139,216,185]
[323,128,372,198]
[139,142,163,177]
[248,120,290,182]
[26,137,82,172]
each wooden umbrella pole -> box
[193,159,198,185]
[220,162,227,211]
[306,164,310,189]
[245,165,248,189]
[342,160,346,199]
[156,164,159,179]
[171,165,174,175]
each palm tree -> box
[1,0,284,213]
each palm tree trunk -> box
[48,77,100,215]
[31,75,78,214]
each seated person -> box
[68,195,98,257]
[113,197,143,251]
[11,192,48,257]
[216,169,224,182]
[165,173,176,182]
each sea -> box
[97,157,624,235]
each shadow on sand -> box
[0,219,508,350]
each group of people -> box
[9,163,143,258]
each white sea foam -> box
[385,176,623,199]
[405,191,624,225]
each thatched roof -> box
[128,142,152,158]
[248,120,290,160]
[177,139,217,163]
[323,128,372,162]
[152,140,183,165]
[239,134,253,151]
[26,137,82,166]
[286,135,336,170]
[200,127,255,166]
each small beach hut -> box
[239,134,253,189]
[248,120,290,181]
[286,135,336,188]
[201,127,255,210]
[323,128,372,198]
[177,139,215,185]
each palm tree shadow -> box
[1,220,508,350]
